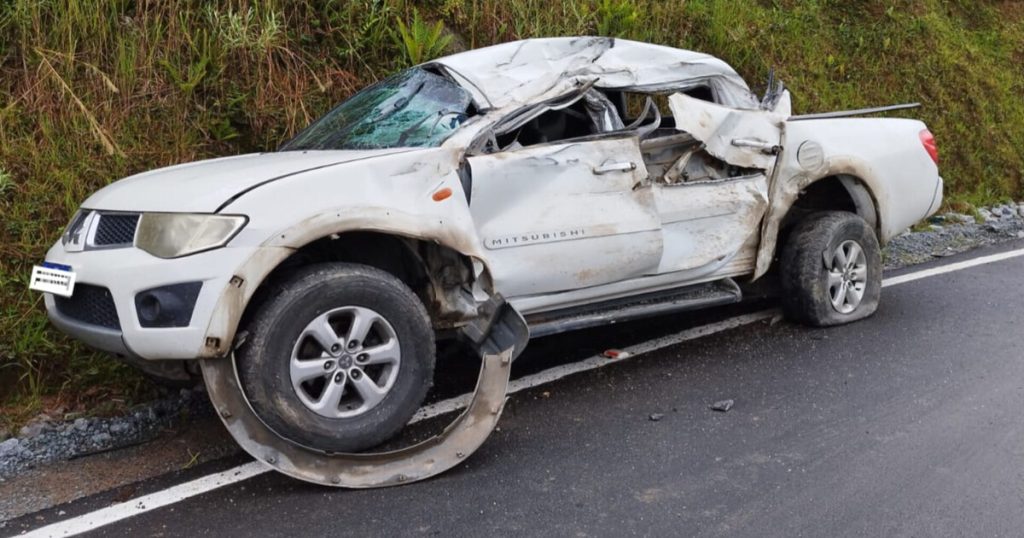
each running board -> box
[526,278,742,338]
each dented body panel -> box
[468,136,661,296]
[668,94,784,170]
[433,37,759,111]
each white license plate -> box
[30,263,77,297]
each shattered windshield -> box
[281,67,473,150]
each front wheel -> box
[779,211,882,327]
[236,263,435,453]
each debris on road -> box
[649,413,665,422]
[710,400,735,412]
[604,349,632,359]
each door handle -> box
[731,138,782,155]
[593,161,637,175]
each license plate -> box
[30,263,77,297]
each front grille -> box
[93,214,139,246]
[54,284,121,330]
[62,210,90,247]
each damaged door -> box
[468,135,662,298]
[648,94,782,275]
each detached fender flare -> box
[753,157,886,280]
[201,298,528,488]
[199,207,492,358]
[202,347,514,488]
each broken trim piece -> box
[788,103,921,122]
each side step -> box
[526,278,742,338]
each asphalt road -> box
[9,241,1024,537]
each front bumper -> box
[42,241,264,360]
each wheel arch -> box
[199,210,492,358]
[753,168,885,280]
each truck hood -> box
[82,149,415,213]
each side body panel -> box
[467,136,662,298]
[652,177,769,275]
[653,94,779,277]
[754,118,942,278]
[201,147,488,357]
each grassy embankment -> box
[1,0,1022,429]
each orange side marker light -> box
[432,187,453,202]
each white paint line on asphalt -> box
[21,245,1024,538]
[18,461,268,538]
[881,247,1024,288]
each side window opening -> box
[640,133,701,181]
[595,85,756,185]
[604,85,716,140]
[683,85,715,103]
[640,136,760,185]
[493,90,623,150]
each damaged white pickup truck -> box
[31,37,942,487]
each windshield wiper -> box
[370,81,426,124]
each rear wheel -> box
[780,211,882,327]
[236,263,435,452]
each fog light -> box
[137,293,163,323]
[134,282,202,328]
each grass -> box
[1,0,1022,424]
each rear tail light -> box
[920,129,939,165]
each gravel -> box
[0,387,212,479]
[883,205,1024,269]
[1,203,1022,480]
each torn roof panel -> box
[433,37,758,110]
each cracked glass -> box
[282,68,473,150]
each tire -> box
[779,211,882,327]
[236,263,435,453]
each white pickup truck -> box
[31,37,942,487]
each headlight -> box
[135,213,247,258]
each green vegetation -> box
[395,8,453,65]
[1,0,1022,420]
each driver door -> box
[468,135,662,299]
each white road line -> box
[881,247,1024,288]
[19,245,1024,538]
[18,462,268,538]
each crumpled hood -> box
[82,149,413,213]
